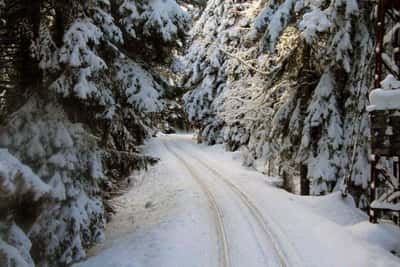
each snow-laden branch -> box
[218,47,273,75]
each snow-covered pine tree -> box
[182,0,374,200]
[118,0,189,62]
[0,99,105,266]
[0,0,189,266]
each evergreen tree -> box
[182,0,374,199]
[0,0,189,266]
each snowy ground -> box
[75,134,400,267]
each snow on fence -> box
[368,75,400,224]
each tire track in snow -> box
[188,158,288,267]
[167,143,275,266]
[162,141,231,267]
[172,141,302,267]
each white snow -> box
[93,4,123,44]
[0,149,50,200]
[368,75,400,111]
[51,19,108,100]
[75,134,400,267]
[299,70,344,195]
[299,7,331,43]
[264,0,296,51]
[0,222,36,267]
[0,99,106,266]
[59,20,105,70]
[119,0,140,38]
[118,0,189,42]
[116,58,164,113]
[371,201,400,212]
[142,0,189,42]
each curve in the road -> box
[162,141,231,267]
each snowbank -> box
[180,135,400,266]
[348,221,400,255]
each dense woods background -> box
[182,0,385,201]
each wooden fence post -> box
[300,165,309,196]
[369,155,378,223]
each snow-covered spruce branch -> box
[218,47,273,75]
[220,79,296,123]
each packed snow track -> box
[163,140,292,267]
[162,141,231,267]
[75,134,400,267]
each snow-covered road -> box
[75,134,400,267]
[162,139,289,267]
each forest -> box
[1,0,400,266]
